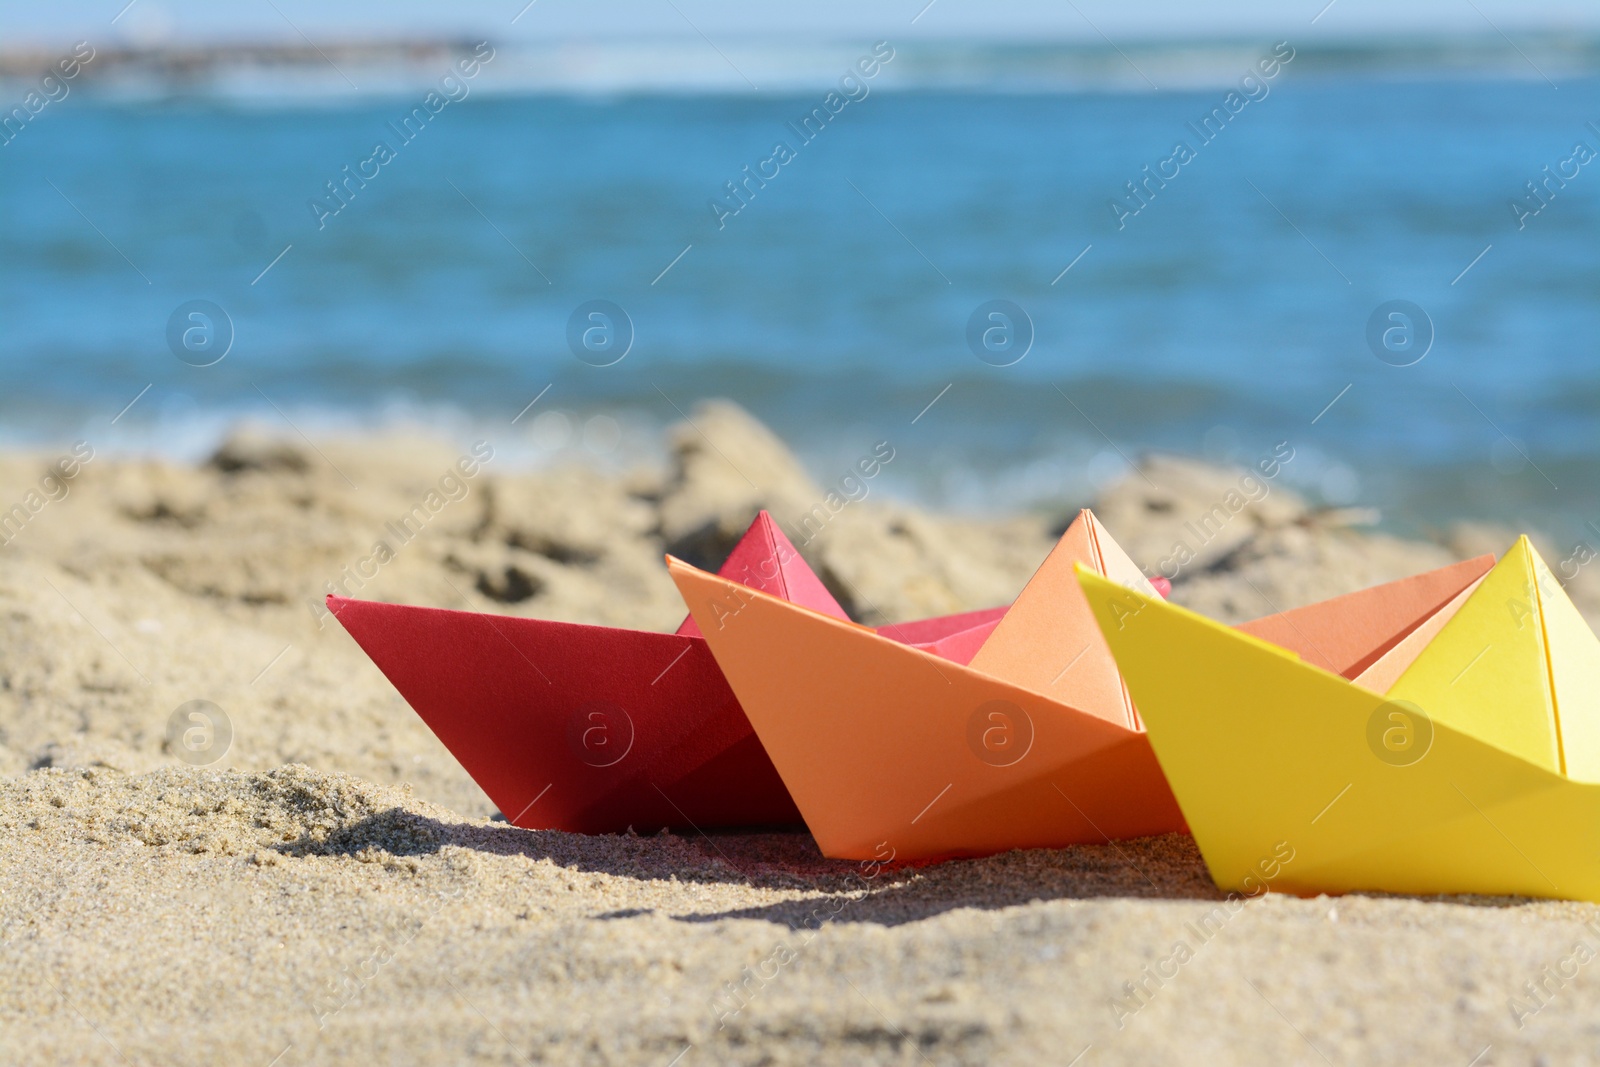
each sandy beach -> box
[4,402,1599,1066]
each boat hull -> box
[669,559,1185,862]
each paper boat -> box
[1079,538,1600,902]
[329,511,1005,834]
[668,509,1187,862]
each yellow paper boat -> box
[1077,536,1600,902]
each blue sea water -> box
[2,65,1598,541]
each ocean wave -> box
[2,37,1598,102]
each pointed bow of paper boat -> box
[1079,539,1600,903]
[329,510,1009,835]
[668,510,1188,862]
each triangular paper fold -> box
[1532,551,1600,782]
[967,510,1157,727]
[1352,575,1485,694]
[1387,539,1561,774]
[675,512,847,637]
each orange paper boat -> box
[668,509,1187,861]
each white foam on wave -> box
[7,37,1594,105]
[0,394,675,478]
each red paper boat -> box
[329,510,1007,833]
